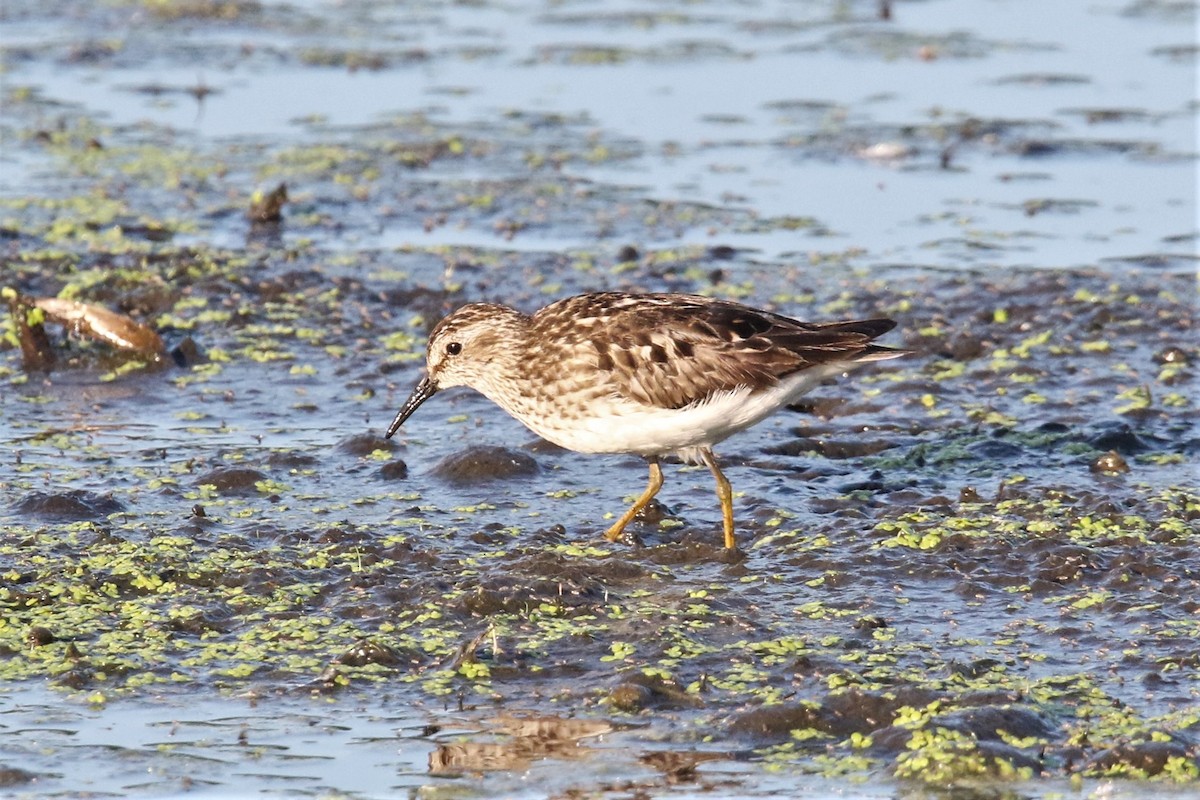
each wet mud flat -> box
[1,0,1198,796]
[0,244,1196,798]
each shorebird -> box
[386,292,905,550]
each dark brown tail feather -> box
[816,318,897,338]
[826,318,907,362]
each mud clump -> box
[729,687,939,741]
[266,452,318,469]
[333,638,417,668]
[248,182,288,224]
[1087,423,1153,454]
[512,550,647,584]
[765,435,899,459]
[194,467,268,494]
[339,432,398,456]
[932,705,1053,742]
[1154,346,1189,365]
[643,535,750,564]
[377,460,408,480]
[607,673,696,712]
[866,705,1054,777]
[608,682,654,712]
[432,445,539,484]
[167,334,203,368]
[968,438,1025,460]
[13,490,125,521]
[454,572,607,616]
[1087,741,1197,777]
[0,767,39,788]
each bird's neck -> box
[473,310,537,411]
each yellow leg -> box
[700,448,736,550]
[605,458,664,542]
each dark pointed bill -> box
[385,375,438,439]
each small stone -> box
[1090,450,1129,474]
[28,626,56,647]
[1153,346,1189,365]
[948,334,985,360]
[248,182,287,223]
[852,615,888,631]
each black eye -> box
[445,341,462,356]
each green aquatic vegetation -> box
[1159,391,1188,407]
[895,727,1035,783]
[872,512,997,550]
[1157,360,1188,382]
[1010,329,1053,357]
[1114,385,1153,415]
[601,641,636,663]
[35,121,220,192]
[381,329,419,355]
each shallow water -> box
[1,685,1193,800]
[0,0,1197,797]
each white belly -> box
[516,365,849,462]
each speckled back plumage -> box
[529,293,897,410]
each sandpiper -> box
[386,292,905,550]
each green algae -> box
[2,480,1197,782]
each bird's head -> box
[385,303,525,438]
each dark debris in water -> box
[0,766,40,788]
[5,290,166,371]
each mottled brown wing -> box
[537,293,895,410]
